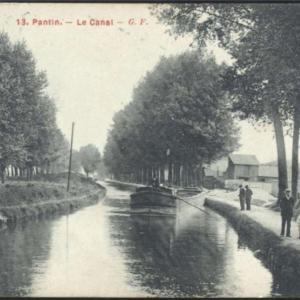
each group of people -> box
[152,177,300,238]
[238,185,253,211]
[239,185,300,238]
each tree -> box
[46,129,70,174]
[79,144,101,177]
[71,150,82,173]
[224,5,300,201]
[152,3,300,199]
[96,160,107,180]
[104,51,239,186]
[0,32,71,181]
[0,33,47,182]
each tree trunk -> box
[173,164,177,186]
[183,164,187,187]
[272,106,288,201]
[46,161,50,174]
[168,162,172,186]
[188,165,192,186]
[29,167,33,181]
[177,164,181,186]
[0,170,4,183]
[148,167,152,185]
[180,164,184,187]
[172,164,175,186]
[145,168,148,185]
[0,162,5,184]
[292,106,300,203]
[198,162,204,187]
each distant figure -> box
[245,185,253,211]
[279,189,295,237]
[151,176,159,189]
[239,185,246,211]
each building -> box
[226,154,259,181]
[258,164,278,182]
[257,161,300,195]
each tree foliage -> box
[79,144,101,177]
[104,51,239,185]
[152,3,300,197]
[0,32,70,181]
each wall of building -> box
[234,165,258,180]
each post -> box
[166,148,171,186]
[67,122,75,192]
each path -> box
[204,191,300,252]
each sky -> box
[0,3,295,163]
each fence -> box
[224,179,273,193]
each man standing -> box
[151,176,159,190]
[239,185,246,211]
[279,189,295,237]
[245,185,253,211]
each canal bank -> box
[0,173,106,226]
[204,197,300,295]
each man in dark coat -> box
[279,189,295,237]
[245,185,253,211]
[239,185,246,211]
[151,176,159,190]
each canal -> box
[0,182,281,297]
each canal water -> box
[0,182,280,297]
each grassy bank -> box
[0,173,106,225]
[204,198,300,296]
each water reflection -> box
[0,183,277,297]
[108,198,273,297]
[0,220,53,296]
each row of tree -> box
[0,32,102,182]
[0,32,69,182]
[104,51,239,186]
[152,3,300,200]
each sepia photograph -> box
[0,1,299,298]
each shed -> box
[226,154,259,181]
[258,165,278,182]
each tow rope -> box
[176,195,211,215]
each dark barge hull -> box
[130,187,177,215]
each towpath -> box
[204,191,300,252]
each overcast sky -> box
[0,3,294,163]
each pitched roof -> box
[229,154,259,166]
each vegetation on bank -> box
[0,173,105,224]
[0,173,102,208]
